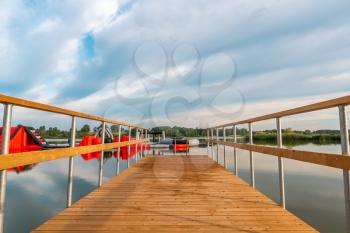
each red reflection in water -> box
[79,136,102,161]
[5,133,151,173]
[8,164,37,174]
[113,136,150,160]
[79,135,150,161]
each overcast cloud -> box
[1,0,350,129]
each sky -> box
[1,0,350,130]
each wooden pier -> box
[3,94,350,232]
[32,155,316,233]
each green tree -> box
[80,124,90,133]
[38,125,46,137]
[111,125,119,134]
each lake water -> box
[3,143,346,232]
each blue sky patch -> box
[80,32,95,60]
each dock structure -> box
[2,94,350,232]
[32,155,315,232]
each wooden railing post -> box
[0,104,12,233]
[67,116,76,207]
[249,123,255,188]
[339,105,350,232]
[98,122,106,187]
[276,118,286,208]
[223,127,226,168]
[233,125,238,175]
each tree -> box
[80,124,90,133]
[111,125,119,134]
[38,125,46,133]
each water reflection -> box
[217,143,345,233]
[7,164,37,174]
[3,142,347,232]
[7,142,149,174]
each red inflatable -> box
[79,136,102,160]
[0,125,44,173]
[0,126,44,153]
[79,135,150,161]
[113,136,149,160]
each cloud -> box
[1,0,350,129]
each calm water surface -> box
[4,143,346,232]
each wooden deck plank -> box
[32,155,317,233]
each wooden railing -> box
[0,139,148,170]
[0,94,147,129]
[207,94,350,232]
[0,93,149,233]
[215,94,350,127]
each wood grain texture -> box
[209,139,350,170]
[214,94,350,128]
[0,139,148,170]
[0,94,147,129]
[32,155,316,233]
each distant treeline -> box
[36,124,345,144]
[37,125,94,139]
[151,126,206,137]
[245,129,343,144]
[148,126,252,137]
[245,132,341,145]
[37,124,135,139]
[150,126,344,137]
[150,126,345,145]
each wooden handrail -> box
[0,94,148,130]
[214,94,350,128]
[209,139,350,170]
[0,139,148,170]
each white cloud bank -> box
[1,0,350,129]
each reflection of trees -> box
[81,150,115,161]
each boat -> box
[170,138,189,152]
[150,138,172,148]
